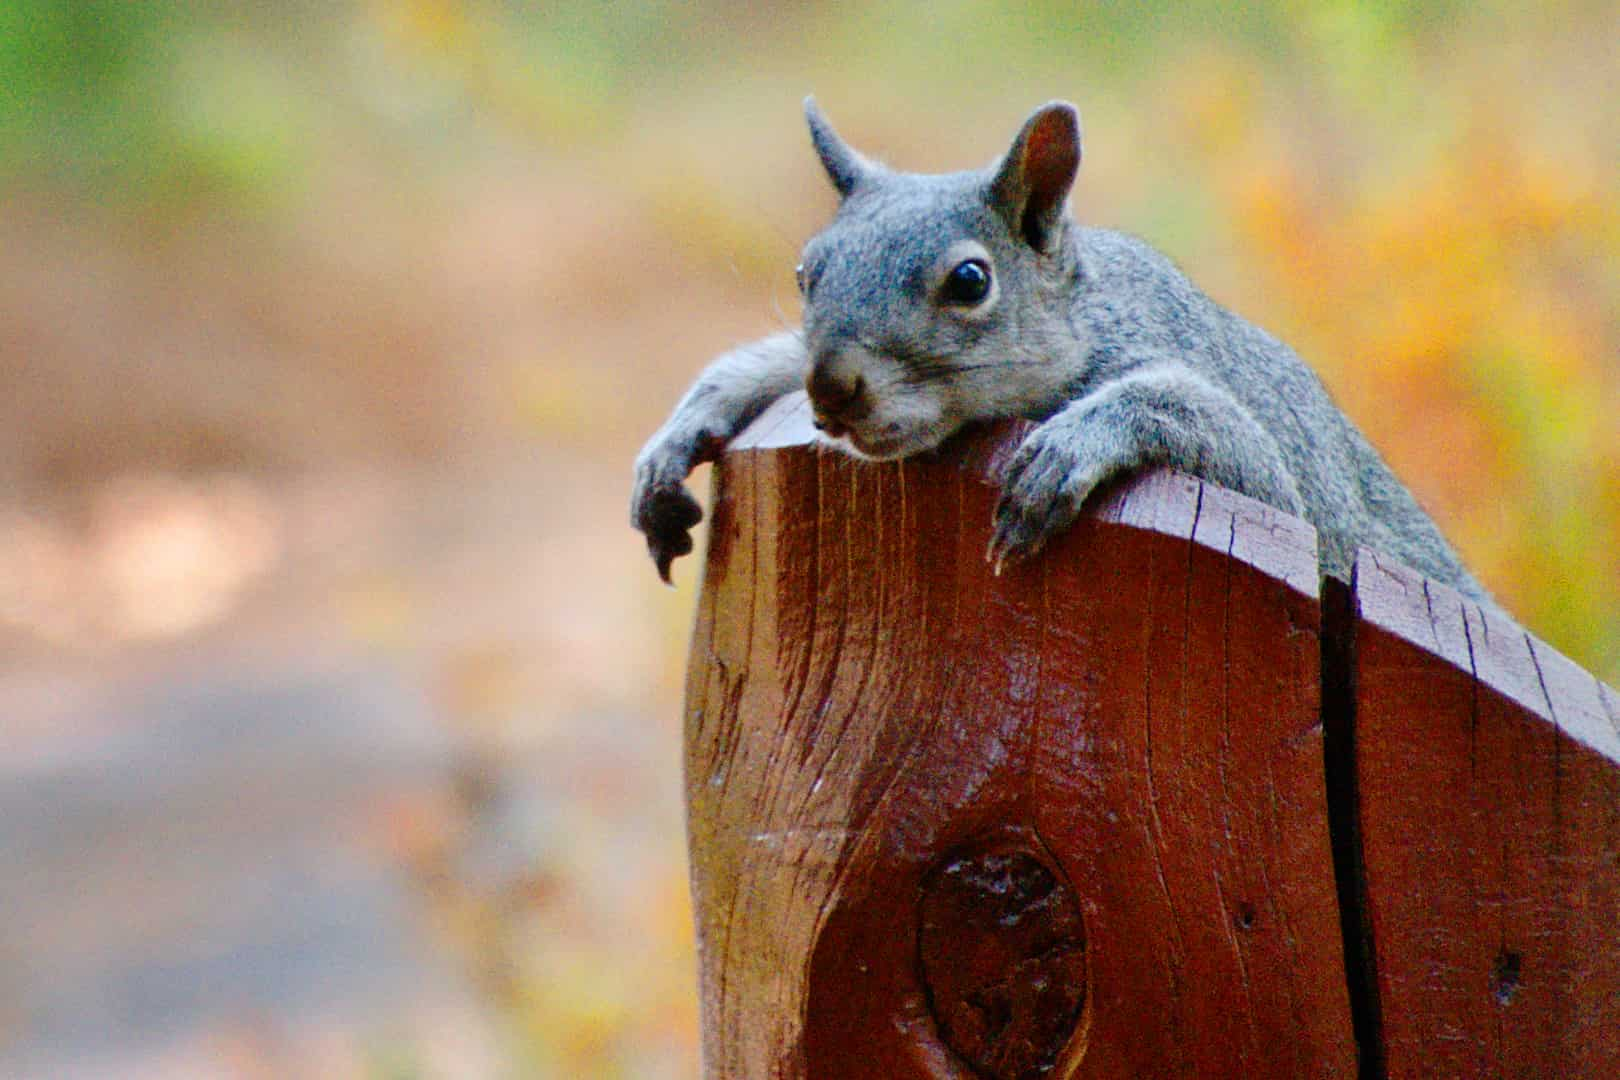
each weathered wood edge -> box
[1353,548,1620,766]
[729,391,1321,599]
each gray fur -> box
[631,100,1493,606]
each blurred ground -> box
[0,454,701,1077]
[1,2,1617,1077]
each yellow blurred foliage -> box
[1214,82,1618,668]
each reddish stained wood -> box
[1352,550,1620,1077]
[684,393,1355,1077]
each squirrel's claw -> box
[650,528,695,585]
[986,494,1053,574]
[633,480,704,584]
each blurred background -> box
[1,1,1615,1076]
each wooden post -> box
[680,392,1620,1077]
[1351,553,1620,1076]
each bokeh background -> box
[2,1,1616,1076]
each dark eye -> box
[942,259,992,305]
[794,263,807,294]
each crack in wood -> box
[1321,571,1387,1080]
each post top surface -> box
[727,390,1321,599]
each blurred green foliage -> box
[0,0,312,201]
[0,0,1536,200]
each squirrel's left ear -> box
[804,97,872,199]
[989,102,1082,253]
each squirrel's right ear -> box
[990,102,1082,253]
[804,97,870,199]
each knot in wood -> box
[918,842,1087,1079]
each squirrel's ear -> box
[804,97,870,199]
[989,102,1082,252]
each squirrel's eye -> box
[794,263,807,295]
[942,259,992,305]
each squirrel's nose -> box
[807,363,864,428]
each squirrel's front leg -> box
[632,331,807,581]
[988,364,1305,570]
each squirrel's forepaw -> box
[986,433,1092,573]
[631,471,704,585]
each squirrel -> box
[631,98,1494,608]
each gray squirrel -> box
[631,98,1493,606]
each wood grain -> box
[1352,550,1620,1077]
[683,393,1355,1077]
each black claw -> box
[650,528,694,585]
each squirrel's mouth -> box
[842,422,939,461]
[813,412,909,459]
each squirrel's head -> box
[797,98,1084,460]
